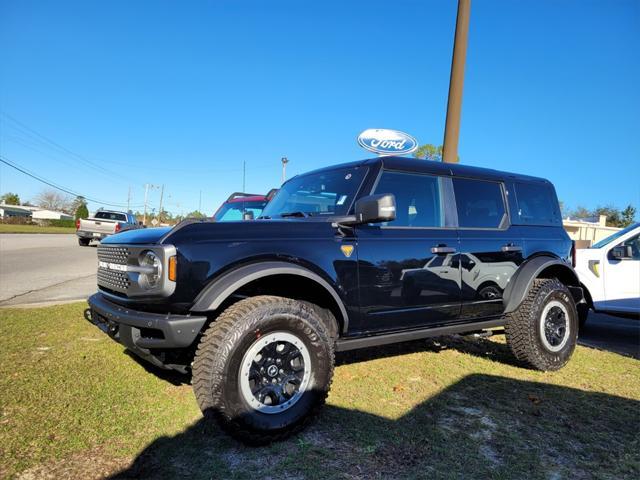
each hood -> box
[163,218,337,244]
[102,227,172,245]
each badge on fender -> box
[340,245,354,258]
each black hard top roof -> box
[302,156,550,184]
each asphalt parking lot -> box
[0,233,97,307]
[0,233,637,359]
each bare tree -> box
[34,189,72,213]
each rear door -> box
[355,170,461,333]
[454,178,524,320]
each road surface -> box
[0,233,637,359]
[0,234,97,307]
[579,311,639,359]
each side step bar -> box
[335,319,505,352]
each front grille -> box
[97,245,131,293]
[97,268,131,292]
[97,245,130,265]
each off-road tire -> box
[192,295,334,445]
[505,278,578,371]
[78,238,90,247]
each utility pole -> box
[281,157,289,183]
[142,183,159,226]
[242,160,246,192]
[198,190,202,213]
[127,186,131,212]
[442,0,471,164]
[157,184,165,223]
[143,184,150,226]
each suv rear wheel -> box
[505,278,578,371]
[192,296,334,444]
[78,238,90,246]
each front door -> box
[355,170,461,333]
[603,232,640,312]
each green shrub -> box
[47,219,76,228]
[75,204,89,220]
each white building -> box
[563,215,621,248]
[31,209,73,221]
[0,204,32,219]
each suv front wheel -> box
[505,278,578,371]
[192,296,334,444]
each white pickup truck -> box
[76,210,141,246]
[574,223,640,324]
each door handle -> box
[501,244,522,252]
[431,246,456,254]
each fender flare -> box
[503,256,581,314]
[190,261,350,332]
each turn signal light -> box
[168,256,177,282]
[75,219,80,230]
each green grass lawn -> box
[0,224,76,234]
[1,303,638,479]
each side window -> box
[514,182,560,225]
[373,171,445,227]
[619,234,640,260]
[453,178,506,229]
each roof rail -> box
[265,188,278,199]
[226,192,262,201]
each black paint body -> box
[102,157,572,339]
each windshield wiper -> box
[279,211,311,218]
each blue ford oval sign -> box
[357,129,418,156]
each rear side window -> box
[373,171,445,227]
[513,182,560,226]
[453,178,506,228]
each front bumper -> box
[86,293,207,366]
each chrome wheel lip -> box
[239,331,311,415]
[539,300,570,352]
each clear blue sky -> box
[1,0,638,217]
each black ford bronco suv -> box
[86,156,584,443]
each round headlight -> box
[139,250,162,289]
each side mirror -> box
[610,245,633,260]
[243,211,255,221]
[354,194,396,224]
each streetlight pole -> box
[442,0,471,164]
[281,157,289,183]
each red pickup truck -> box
[213,190,277,221]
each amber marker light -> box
[168,256,177,281]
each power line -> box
[0,111,137,183]
[0,155,144,208]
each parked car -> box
[85,156,583,443]
[213,190,277,221]
[574,223,640,324]
[76,209,141,246]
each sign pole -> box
[442,0,471,164]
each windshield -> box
[591,222,639,248]
[261,166,367,218]
[215,201,267,221]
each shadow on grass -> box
[124,350,191,386]
[108,374,640,480]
